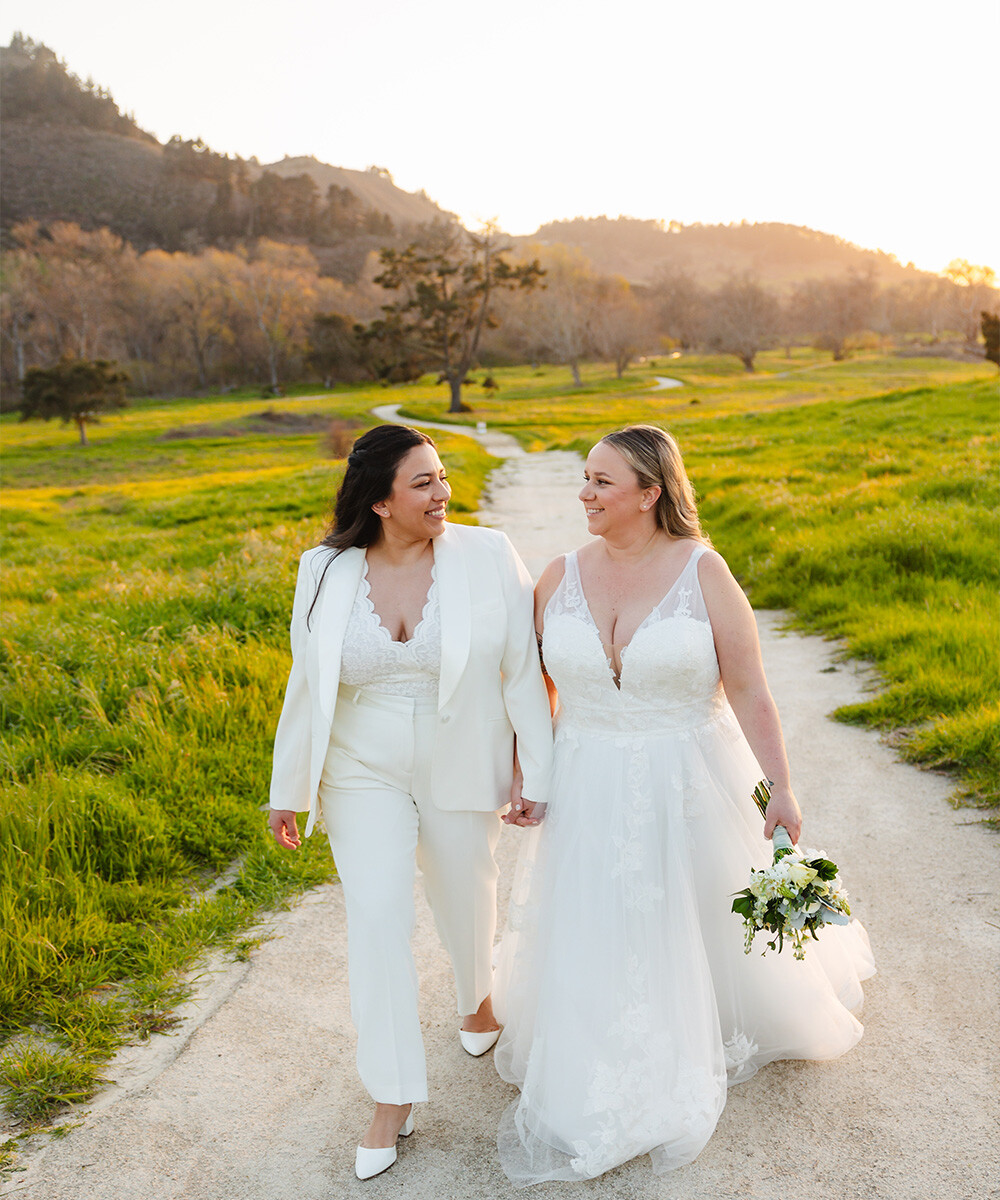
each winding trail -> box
[5,415,998,1200]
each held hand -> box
[269,809,301,850]
[763,785,802,845]
[503,798,547,827]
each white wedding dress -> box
[493,544,876,1186]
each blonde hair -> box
[600,424,709,543]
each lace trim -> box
[551,545,707,687]
[358,558,438,646]
[338,560,441,697]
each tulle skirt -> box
[493,709,876,1186]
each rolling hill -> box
[1,35,939,291]
[515,216,930,288]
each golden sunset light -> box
[2,0,996,272]
[1,0,998,1193]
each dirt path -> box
[5,421,998,1200]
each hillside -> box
[256,157,452,231]
[517,216,933,288]
[0,37,454,275]
[1,34,941,292]
[0,118,192,247]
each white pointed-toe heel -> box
[354,1112,414,1180]
[459,1027,501,1056]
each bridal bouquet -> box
[732,781,851,960]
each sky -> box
[3,0,997,274]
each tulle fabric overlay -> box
[493,545,876,1186]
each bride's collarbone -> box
[579,541,697,636]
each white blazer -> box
[269,523,553,837]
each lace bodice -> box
[542,544,725,735]
[338,560,441,698]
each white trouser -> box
[320,683,502,1105]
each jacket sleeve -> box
[268,551,317,813]
[497,533,553,805]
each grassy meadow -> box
[0,386,492,1131]
[399,352,999,805]
[1,352,997,1130]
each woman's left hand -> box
[764,784,802,845]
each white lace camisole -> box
[338,559,441,699]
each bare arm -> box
[699,550,802,844]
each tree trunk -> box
[570,361,582,387]
[448,374,464,413]
[13,328,26,381]
[190,328,209,390]
[76,416,89,445]
[740,353,756,372]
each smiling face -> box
[579,440,661,536]
[373,442,451,542]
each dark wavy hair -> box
[307,424,435,626]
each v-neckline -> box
[361,556,437,646]
[573,543,700,690]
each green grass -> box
[0,393,494,1124]
[1,354,996,1126]
[397,354,999,807]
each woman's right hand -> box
[269,809,301,850]
[504,798,546,827]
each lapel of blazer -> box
[435,525,471,711]
[307,545,365,721]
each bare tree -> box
[224,241,321,391]
[143,248,235,389]
[705,274,780,371]
[793,270,877,360]
[511,245,598,386]
[944,260,998,344]
[590,276,646,377]
[2,221,137,367]
[650,268,707,351]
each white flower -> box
[784,860,819,888]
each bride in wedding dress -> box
[493,424,875,1186]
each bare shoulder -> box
[534,556,570,632]
[535,555,567,606]
[696,546,756,613]
[695,545,739,588]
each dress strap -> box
[545,551,583,621]
[670,541,712,621]
[686,542,710,570]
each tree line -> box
[1,33,154,142]
[2,218,997,428]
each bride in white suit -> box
[268,424,552,1180]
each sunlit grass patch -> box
[0,1044,108,1124]
[0,359,995,1130]
[0,398,496,1124]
